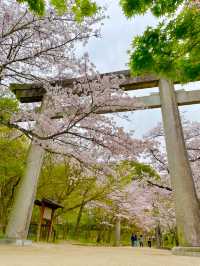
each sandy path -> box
[0,243,200,266]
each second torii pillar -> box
[159,79,200,247]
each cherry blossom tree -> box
[144,120,200,197]
[1,1,147,241]
[7,74,144,168]
[128,119,200,245]
[0,0,102,88]
[110,120,200,246]
[0,0,144,168]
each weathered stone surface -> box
[0,239,32,246]
[10,70,159,103]
[13,90,200,123]
[5,143,45,240]
[159,79,200,246]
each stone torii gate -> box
[6,70,200,251]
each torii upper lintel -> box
[10,70,159,103]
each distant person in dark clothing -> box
[148,237,152,248]
[131,233,137,247]
[134,234,138,246]
[131,233,135,247]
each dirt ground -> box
[0,243,200,266]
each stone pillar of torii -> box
[5,70,200,253]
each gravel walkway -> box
[0,243,200,266]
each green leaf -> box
[17,0,45,16]
[120,1,200,82]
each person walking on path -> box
[139,235,144,247]
[131,233,135,247]
[131,234,138,247]
[148,237,152,248]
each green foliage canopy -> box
[0,127,27,183]
[0,126,27,229]
[17,0,98,20]
[0,98,18,125]
[120,0,200,82]
[37,156,116,214]
[116,160,160,186]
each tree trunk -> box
[114,217,121,246]
[159,79,200,246]
[74,202,85,236]
[155,224,162,248]
[96,229,102,243]
[106,228,112,243]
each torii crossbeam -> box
[6,70,200,249]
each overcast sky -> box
[84,0,200,138]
